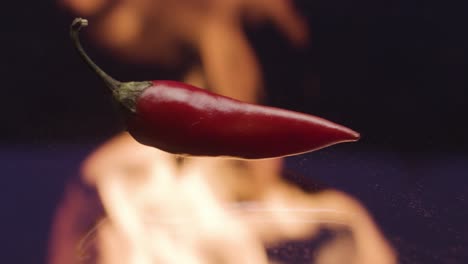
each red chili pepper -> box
[71,18,359,159]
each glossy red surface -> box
[128,80,360,159]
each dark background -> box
[2,0,467,263]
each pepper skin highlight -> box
[71,18,359,159]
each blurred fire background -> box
[1,0,467,263]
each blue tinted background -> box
[2,146,467,263]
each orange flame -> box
[49,133,396,264]
[60,0,309,103]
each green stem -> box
[70,18,122,92]
[70,18,151,113]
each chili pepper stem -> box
[70,18,151,112]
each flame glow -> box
[49,133,396,264]
[60,0,310,102]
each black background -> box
[2,0,467,263]
[2,0,468,150]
